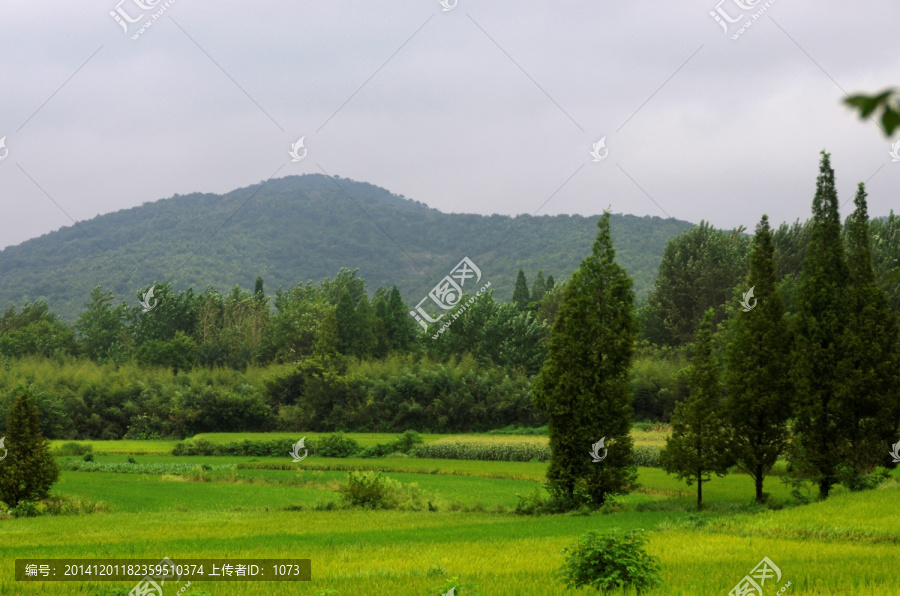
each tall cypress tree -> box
[532,212,638,509]
[660,309,732,510]
[837,183,900,482]
[512,270,530,310]
[790,151,850,499]
[385,285,412,352]
[724,215,792,503]
[531,271,547,302]
[351,294,377,359]
[546,275,555,291]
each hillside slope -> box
[0,174,693,321]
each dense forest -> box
[0,164,898,444]
[0,174,692,322]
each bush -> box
[52,442,93,456]
[313,433,360,458]
[10,500,40,518]
[127,456,137,464]
[338,471,403,509]
[337,471,429,510]
[82,452,94,462]
[393,430,424,453]
[559,529,661,593]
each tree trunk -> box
[697,468,703,510]
[755,464,764,503]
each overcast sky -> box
[1,0,898,251]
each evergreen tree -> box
[385,285,413,352]
[531,271,547,302]
[837,183,900,482]
[351,294,377,359]
[532,212,638,509]
[546,275,555,291]
[790,151,851,500]
[0,387,60,507]
[723,215,792,503]
[512,270,530,310]
[659,309,732,510]
[254,276,265,299]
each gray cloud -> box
[1,0,897,251]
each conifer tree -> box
[351,294,377,359]
[660,309,732,510]
[790,151,851,499]
[531,271,547,302]
[546,275,555,291]
[532,212,638,509]
[837,183,900,481]
[724,215,792,503]
[0,387,59,507]
[385,285,413,352]
[512,270,530,310]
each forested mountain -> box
[0,174,692,321]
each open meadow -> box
[1,429,897,595]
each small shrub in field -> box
[127,456,137,464]
[53,442,93,456]
[338,471,402,509]
[82,452,94,462]
[337,471,429,510]
[42,494,106,515]
[514,488,547,515]
[559,529,661,593]
[11,500,40,518]
[393,430,424,453]
[313,433,360,458]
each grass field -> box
[8,431,899,595]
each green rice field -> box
[4,429,899,595]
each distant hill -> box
[0,174,694,321]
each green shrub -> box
[338,471,402,509]
[393,430,424,453]
[514,488,547,515]
[127,456,137,464]
[313,433,360,458]
[52,442,93,456]
[10,500,40,518]
[337,471,429,510]
[558,529,661,593]
[42,494,106,515]
[82,452,94,462]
